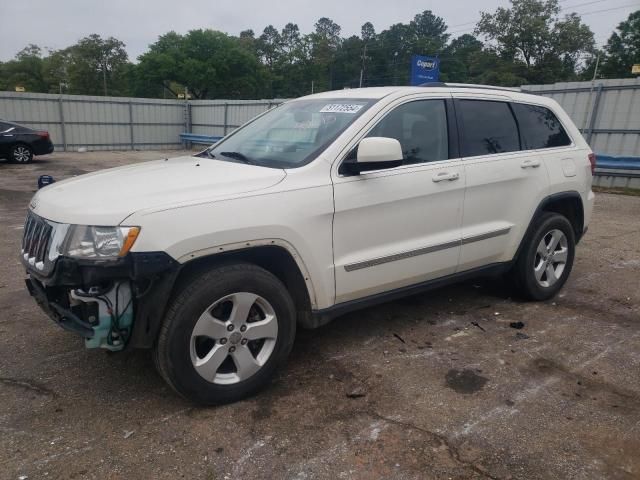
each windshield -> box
[205,98,378,168]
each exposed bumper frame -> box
[24,252,180,349]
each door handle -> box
[432,171,460,183]
[521,159,541,169]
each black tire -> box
[9,144,33,164]
[153,262,296,405]
[510,212,576,301]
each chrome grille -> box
[22,211,54,270]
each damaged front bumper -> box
[24,252,179,351]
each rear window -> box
[512,103,571,149]
[458,100,520,157]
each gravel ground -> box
[1,151,639,480]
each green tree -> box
[599,10,640,78]
[281,23,303,62]
[276,23,314,97]
[361,22,376,43]
[363,11,448,86]
[135,29,266,99]
[257,26,283,69]
[440,34,484,83]
[0,45,48,92]
[62,35,130,95]
[476,0,595,83]
[309,17,342,90]
[334,35,364,88]
[409,10,449,53]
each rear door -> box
[454,96,549,271]
[511,102,585,197]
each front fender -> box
[125,186,336,310]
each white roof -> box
[304,87,409,99]
[300,84,552,106]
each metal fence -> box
[1,78,639,155]
[0,92,284,151]
[522,78,640,157]
[0,92,185,151]
[190,99,285,138]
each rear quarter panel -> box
[536,98,594,229]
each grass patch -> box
[592,186,640,197]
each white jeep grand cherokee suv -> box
[22,84,595,404]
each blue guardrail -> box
[596,154,640,171]
[180,133,222,145]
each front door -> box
[331,97,466,304]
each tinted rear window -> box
[459,100,520,156]
[512,103,571,149]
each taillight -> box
[588,153,596,175]
[36,131,49,139]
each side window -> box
[512,103,571,149]
[459,100,520,156]
[366,100,449,165]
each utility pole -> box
[392,51,399,86]
[584,53,601,132]
[359,43,368,88]
[102,58,108,96]
[591,53,600,81]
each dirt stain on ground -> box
[445,369,488,394]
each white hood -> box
[30,155,286,225]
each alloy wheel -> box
[533,229,568,288]
[190,292,278,385]
[13,146,31,163]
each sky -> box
[0,0,637,61]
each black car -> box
[0,120,54,164]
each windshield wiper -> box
[195,148,216,159]
[219,151,253,164]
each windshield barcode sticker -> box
[319,104,364,114]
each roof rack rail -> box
[419,82,521,92]
[417,82,448,87]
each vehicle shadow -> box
[70,274,515,408]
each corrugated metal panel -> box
[2,82,637,156]
[0,93,330,151]
[190,99,284,137]
[0,91,187,151]
[522,78,640,156]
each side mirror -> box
[341,137,403,175]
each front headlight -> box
[63,225,140,259]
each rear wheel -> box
[510,212,576,300]
[9,144,33,164]
[153,263,296,405]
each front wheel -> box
[153,263,296,405]
[510,212,576,301]
[9,144,33,164]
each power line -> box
[561,0,607,10]
[577,3,638,16]
[445,0,632,37]
[348,0,632,50]
[348,0,631,72]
